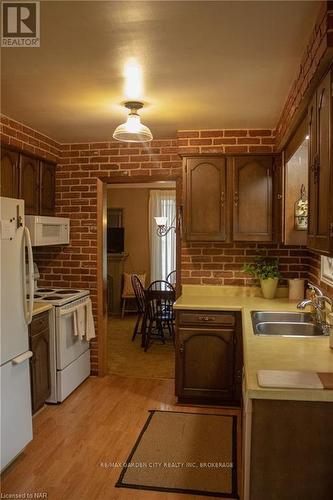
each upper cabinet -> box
[40,161,56,215]
[184,154,276,243]
[232,156,273,241]
[185,157,229,241]
[1,147,56,216]
[0,148,19,198]
[19,154,40,215]
[307,69,333,255]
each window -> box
[149,190,176,282]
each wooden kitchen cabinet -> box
[184,156,229,241]
[175,310,243,406]
[40,161,56,215]
[249,399,333,500]
[0,146,56,216]
[0,147,20,198]
[232,156,274,241]
[307,69,333,255]
[29,311,51,414]
[183,154,276,243]
[19,154,40,215]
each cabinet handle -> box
[220,192,225,207]
[234,192,239,206]
[277,194,283,200]
[198,316,215,322]
[179,344,184,354]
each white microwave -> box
[25,216,70,246]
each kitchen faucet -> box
[297,283,332,333]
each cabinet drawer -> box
[178,311,236,327]
[30,311,49,336]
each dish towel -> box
[85,298,96,341]
[73,302,86,340]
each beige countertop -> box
[174,285,333,402]
[32,302,53,316]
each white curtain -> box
[149,190,176,283]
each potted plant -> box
[243,255,281,299]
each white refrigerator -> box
[0,197,35,471]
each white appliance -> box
[0,197,34,471]
[25,215,70,246]
[32,287,91,402]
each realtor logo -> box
[1,1,40,47]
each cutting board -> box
[257,370,326,389]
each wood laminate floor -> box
[108,316,175,379]
[1,376,242,500]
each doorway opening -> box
[97,176,182,378]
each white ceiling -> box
[1,1,319,143]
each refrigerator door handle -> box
[23,226,34,325]
[12,351,33,365]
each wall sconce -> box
[155,207,183,237]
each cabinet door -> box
[307,91,318,242]
[29,328,51,414]
[40,161,56,215]
[1,148,19,198]
[176,327,235,402]
[232,156,273,241]
[273,155,283,243]
[185,157,229,241]
[19,154,40,215]
[308,71,333,254]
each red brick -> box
[213,138,236,145]
[224,146,248,153]
[189,139,212,146]
[248,129,272,137]
[177,131,199,138]
[200,130,224,138]
[224,130,248,137]
[237,138,260,144]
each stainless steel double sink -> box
[251,311,327,337]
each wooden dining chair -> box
[144,280,176,351]
[131,274,146,341]
[166,270,176,287]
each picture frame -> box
[320,256,333,287]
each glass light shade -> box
[155,216,167,227]
[113,113,153,143]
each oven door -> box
[56,298,90,371]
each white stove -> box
[30,286,91,403]
[30,287,89,306]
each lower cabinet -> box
[249,399,333,500]
[29,311,51,414]
[175,310,243,406]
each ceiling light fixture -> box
[113,101,153,143]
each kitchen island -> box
[174,285,333,500]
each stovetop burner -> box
[37,288,55,292]
[56,289,80,294]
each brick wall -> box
[308,251,333,296]
[177,128,276,155]
[0,115,61,162]
[275,0,333,147]
[182,241,309,287]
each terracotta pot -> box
[260,278,279,299]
